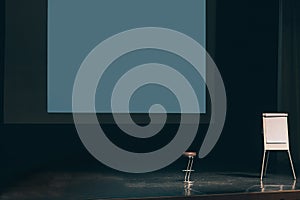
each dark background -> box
[1,0,294,189]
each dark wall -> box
[1,0,280,187]
[209,0,279,169]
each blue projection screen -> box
[48,0,206,113]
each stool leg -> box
[187,156,194,182]
[184,156,192,182]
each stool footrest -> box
[182,170,195,172]
[184,181,194,184]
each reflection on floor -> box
[0,170,299,200]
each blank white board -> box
[263,113,288,144]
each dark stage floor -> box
[1,168,299,200]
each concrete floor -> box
[0,169,298,200]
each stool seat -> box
[183,152,197,157]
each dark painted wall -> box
[0,0,281,187]
[211,0,279,168]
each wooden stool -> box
[182,152,196,183]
